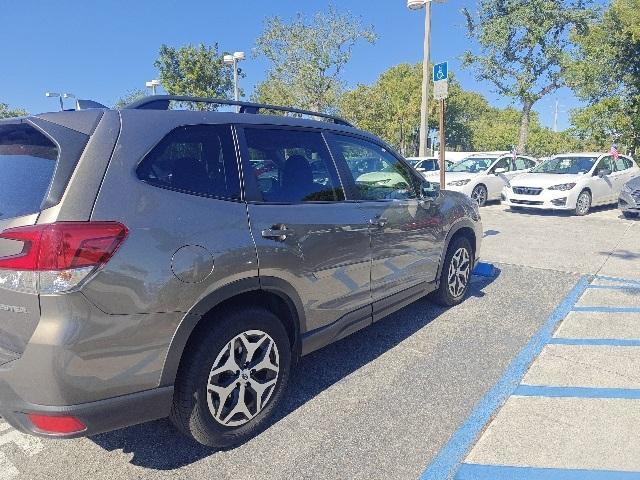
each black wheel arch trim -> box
[436,218,479,283]
[159,276,306,387]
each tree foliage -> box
[113,89,147,109]
[0,103,28,119]
[253,5,376,112]
[568,0,640,154]
[462,0,595,151]
[154,43,236,109]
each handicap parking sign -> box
[433,62,448,82]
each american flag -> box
[611,144,620,160]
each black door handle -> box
[261,224,289,241]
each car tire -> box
[575,190,592,216]
[430,236,474,307]
[471,184,488,207]
[170,306,291,448]
[623,211,639,219]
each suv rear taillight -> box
[0,222,128,294]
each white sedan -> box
[425,154,538,206]
[502,153,640,215]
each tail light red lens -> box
[28,413,86,435]
[0,222,128,271]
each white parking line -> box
[0,420,44,480]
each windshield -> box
[406,159,420,167]
[531,156,597,174]
[450,157,495,173]
[0,124,58,220]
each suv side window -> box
[623,157,634,169]
[137,124,240,200]
[492,158,512,172]
[514,157,532,171]
[243,128,344,203]
[327,134,418,201]
[613,155,629,172]
[596,156,615,175]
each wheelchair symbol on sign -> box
[436,66,445,80]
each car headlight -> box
[447,179,471,186]
[548,183,576,191]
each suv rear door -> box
[239,126,373,351]
[325,133,444,320]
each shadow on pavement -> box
[505,203,618,217]
[90,272,500,470]
[598,249,640,260]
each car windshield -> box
[449,157,495,173]
[531,156,597,174]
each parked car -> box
[619,176,640,218]
[502,153,640,216]
[406,156,454,174]
[424,153,538,206]
[0,95,482,448]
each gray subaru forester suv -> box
[0,96,481,447]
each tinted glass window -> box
[596,156,615,174]
[623,158,634,169]
[0,123,58,220]
[613,156,628,171]
[244,128,344,203]
[328,134,417,200]
[137,124,240,199]
[514,157,532,170]
[492,158,512,172]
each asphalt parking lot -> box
[1,203,638,480]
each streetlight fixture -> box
[224,51,246,107]
[45,92,75,111]
[408,0,447,157]
[145,79,161,95]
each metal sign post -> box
[433,62,449,189]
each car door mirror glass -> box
[422,181,440,198]
[494,167,507,175]
[598,168,612,177]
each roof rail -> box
[122,95,353,127]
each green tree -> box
[462,0,595,151]
[568,0,640,154]
[253,5,376,112]
[154,43,236,109]
[0,103,28,119]
[341,63,492,155]
[113,89,147,109]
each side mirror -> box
[598,168,612,177]
[494,167,507,175]
[422,181,440,199]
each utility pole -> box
[418,2,432,157]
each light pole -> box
[45,92,75,111]
[146,79,161,95]
[224,51,246,105]
[408,0,446,157]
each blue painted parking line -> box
[573,306,640,314]
[549,338,640,346]
[587,284,640,291]
[419,277,589,480]
[514,385,640,399]
[455,463,640,480]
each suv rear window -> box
[0,123,58,220]
[137,124,240,200]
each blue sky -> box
[0,0,589,129]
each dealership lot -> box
[1,203,638,480]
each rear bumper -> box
[0,384,173,438]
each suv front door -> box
[239,126,373,349]
[326,133,445,320]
